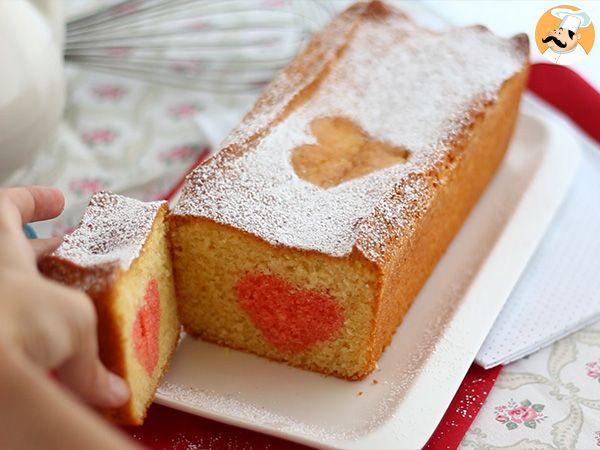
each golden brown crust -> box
[365,67,530,373]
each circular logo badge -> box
[535,4,595,66]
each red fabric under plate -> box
[423,365,503,450]
[122,404,312,450]
[527,63,600,143]
[121,63,597,449]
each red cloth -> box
[423,365,503,450]
[122,404,311,450]
[527,63,600,143]
[122,63,597,449]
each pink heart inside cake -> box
[236,273,344,353]
[133,278,161,375]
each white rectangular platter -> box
[155,102,580,449]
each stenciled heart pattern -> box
[236,273,344,353]
[133,278,161,375]
[291,116,410,188]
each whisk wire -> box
[65,0,332,92]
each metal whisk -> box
[65,0,335,93]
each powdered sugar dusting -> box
[175,3,527,262]
[155,299,460,443]
[53,191,164,269]
[157,381,360,441]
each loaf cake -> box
[170,1,529,380]
[39,192,180,424]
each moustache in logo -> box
[542,35,567,48]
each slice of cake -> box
[170,1,529,380]
[39,191,180,424]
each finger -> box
[0,209,37,271]
[58,352,130,409]
[55,294,130,408]
[14,279,82,368]
[31,236,63,259]
[0,188,65,271]
[0,186,65,225]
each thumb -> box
[57,339,130,409]
[31,236,63,260]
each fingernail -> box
[108,372,130,403]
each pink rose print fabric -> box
[92,85,126,100]
[494,399,547,430]
[586,361,600,380]
[81,128,118,146]
[159,144,202,164]
[168,103,200,119]
[68,178,108,197]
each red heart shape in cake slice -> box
[236,273,344,353]
[133,278,161,375]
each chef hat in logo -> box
[551,8,592,33]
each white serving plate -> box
[156,102,580,449]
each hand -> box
[0,186,139,450]
[0,186,129,406]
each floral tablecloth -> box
[8,3,600,449]
[460,323,600,449]
[14,63,223,237]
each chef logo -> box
[535,5,594,66]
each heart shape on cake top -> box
[133,278,161,375]
[291,116,410,188]
[236,273,344,353]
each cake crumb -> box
[372,379,379,385]
[357,391,363,396]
